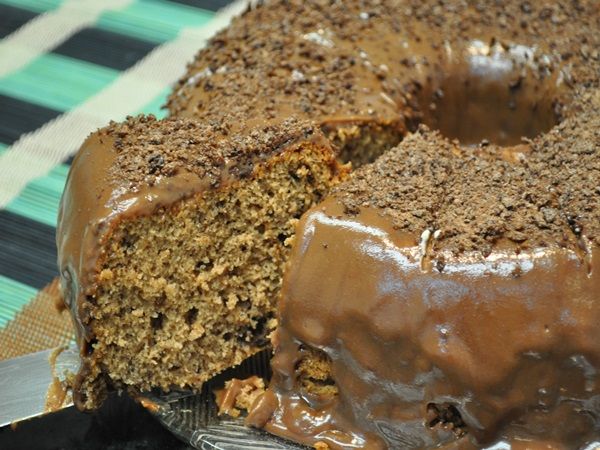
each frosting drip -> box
[250,197,600,449]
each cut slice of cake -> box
[56,115,347,409]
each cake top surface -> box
[168,0,599,134]
[99,0,600,259]
[332,103,600,256]
[94,115,324,191]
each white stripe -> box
[0,0,135,78]
[0,0,249,209]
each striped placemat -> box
[0,0,246,360]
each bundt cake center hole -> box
[414,41,563,146]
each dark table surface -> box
[0,394,192,450]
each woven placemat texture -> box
[0,278,73,360]
[0,0,245,360]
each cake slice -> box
[57,115,346,409]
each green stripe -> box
[0,0,214,42]
[0,54,118,111]
[5,164,69,227]
[0,143,7,156]
[97,0,214,44]
[0,275,38,328]
[3,87,171,229]
[0,0,62,14]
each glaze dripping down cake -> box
[249,127,600,449]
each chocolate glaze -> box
[45,347,69,413]
[56,117,333,408]
[168,1,588,156]
[413,40,563,146]
[250,197,600,449]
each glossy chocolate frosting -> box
[251,197,600,449]
[247,111,600,448]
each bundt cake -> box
[56,0,599,446]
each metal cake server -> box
[0,346,80,427]
[0,346,300,449]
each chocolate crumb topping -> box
[100,115,320,189]
[332,118,600,257]
[169,0,596,157]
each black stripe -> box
[164,0,234,12]
[64,155,75,166]
[0,210,57,290]
[0,5,38,39]
[0,95,62,145]
[52,27,157,71]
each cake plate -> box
[146,349,305,449]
